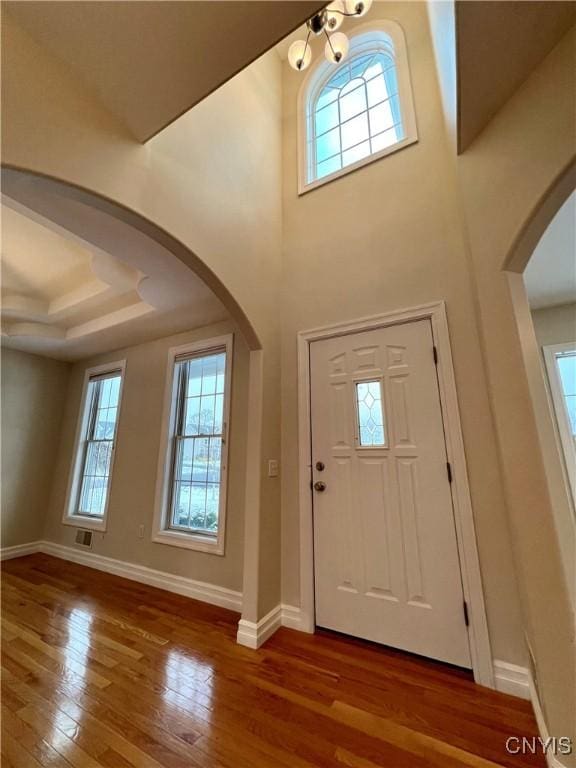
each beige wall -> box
[1,348,69,548]
[281,1,525,665]
[457,25,576,758]
[532,302,576,347]
[3,2,574,742]
[2,12,284,618]
[44,321,249,592]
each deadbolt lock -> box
[315,461,325,471]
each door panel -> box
[310,319,471,667]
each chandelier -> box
[288,0,373,71]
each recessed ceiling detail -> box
[1,202,227,360]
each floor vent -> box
[74,530,93,549]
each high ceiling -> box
[524,192,576,310]
[4,0,322,142]
[1,202,228,361]
[456,1,576,151]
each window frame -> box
[297,20,418,195]
[543,341,576,509]
[353,376,388,449]
[63,360,126,532]
[152,334,233,554]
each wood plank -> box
[1,554,546,768]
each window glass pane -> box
[108,376,121,408]
[95,406,117,439]
[341,112,369,151]
[170,350,227,535]
[316,154,342,180]
[342,140,371,168]
[371,126,401,153]
[75,372,121,518]
[187,358,203,396]
[369,101,395,136]
[350,53,376,79]
[310,48,406,184]
[366,73,389,108]
[173,482,191,527]
[316,86,339,111]
[78,441,112,515]
[557,354,576,435]
[565,395,576,436]
[356,380,386,447]
[315,100,339,136]
[184,395,201,435]
[339,79,367,122]
[317,125,341,163]
[557,354,576,396]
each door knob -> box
[314,481,327,492]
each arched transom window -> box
[301,24,417,192]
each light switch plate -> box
[268,459,279,478]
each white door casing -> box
[297,302,494,687]
[310,318,471,667]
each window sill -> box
[152,529,224,555]
[63,514,107,532]
[298,135,418,196]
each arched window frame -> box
[297,20,418,194]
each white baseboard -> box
[0,541,43,561]
[236,603,311,648]
[280,603,309,631]
[493,660,570,768]
[529,673,570,768]
[493,660,531,700]
[237,604,282,649]
[2,540,242,612]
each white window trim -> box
[152,334,233,555]
[63,360,126,532]
[543,342,576,508]
[297,19,418,195]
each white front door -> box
[310,319,471,667]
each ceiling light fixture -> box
[288,0,373,71]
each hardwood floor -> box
[1,554,545,768]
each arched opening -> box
[504,161,576,604]
[1,166,262,351]
[1,164,267,626]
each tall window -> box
[544,342,576,509]
[153,336,232,554]
[64,361,125,531]
[300,24,417,192]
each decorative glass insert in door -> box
[355,379,386,447]
[170,350,227,534]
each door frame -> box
[297,301,494,688]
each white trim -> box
[529,672,571,768]
[542,342,576,509]
[35,540,242,611]
[493,660,531,700]
[280,604,306,631]
[151,334,233,556]
[297,19,418,195]
[62,359,126,532]
[237,605,282,649]
[296,301,494,687]
[494,660,571,766]
[236,604,307,648]
[0,541,42,561]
